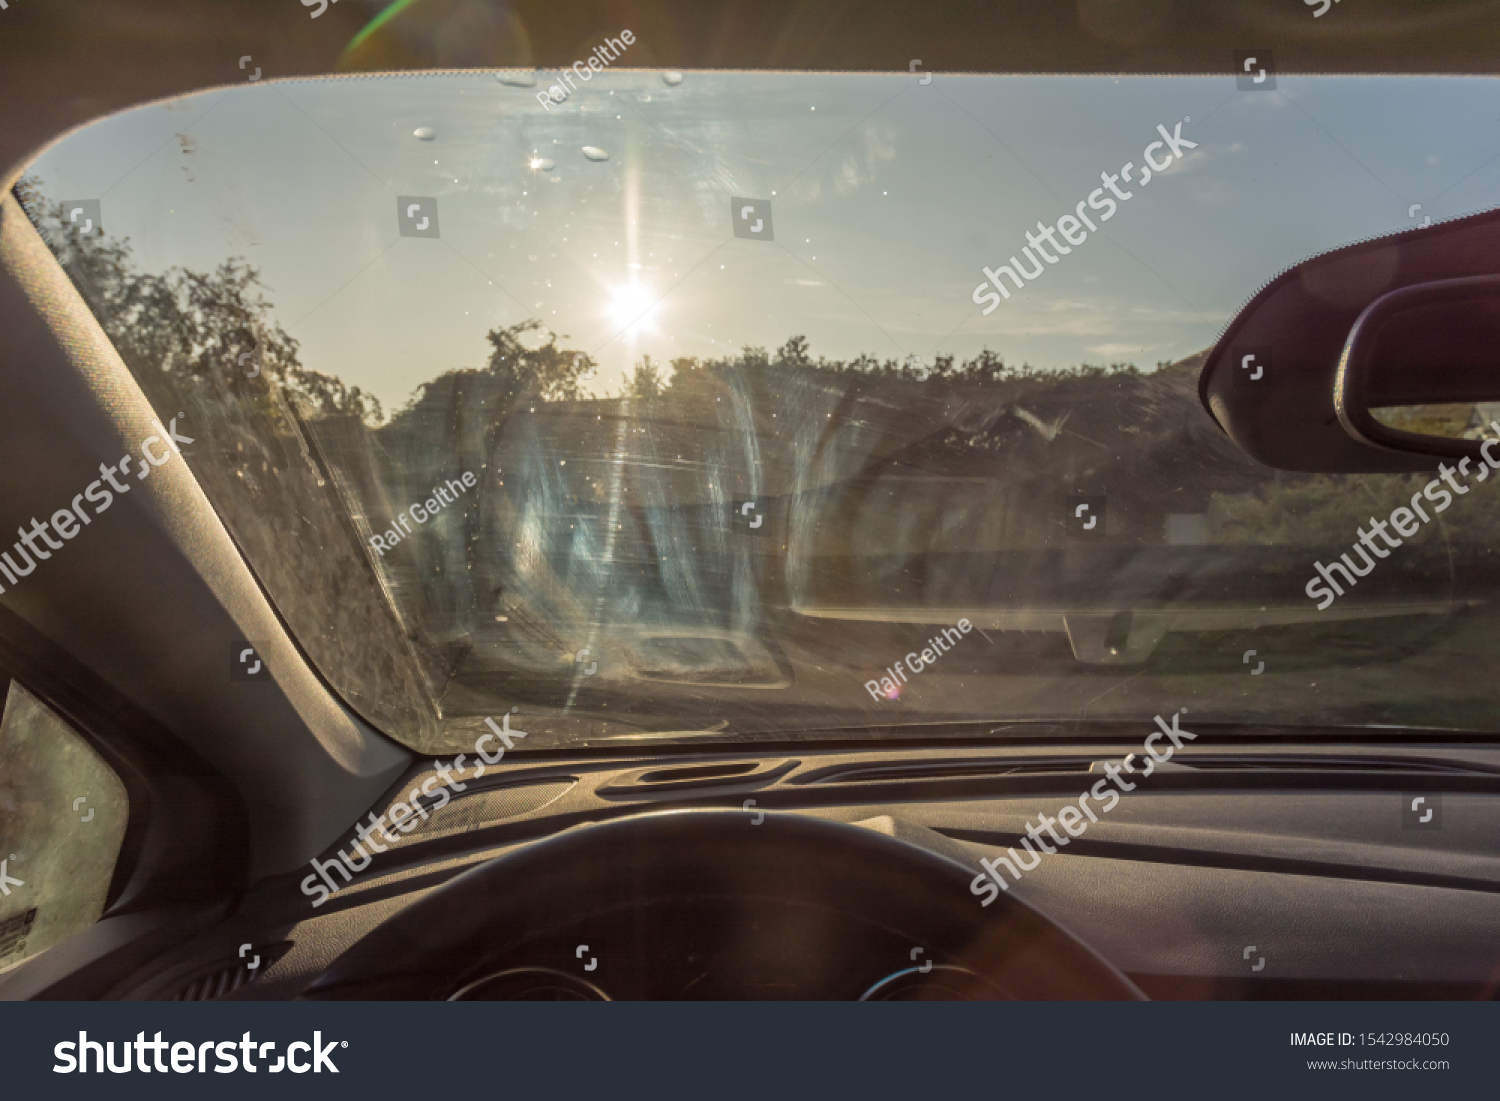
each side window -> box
[0,680,127,972]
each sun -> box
[607,283,658,330]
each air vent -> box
[808,759,1095,784]
[1175,755,1492,775]
[169,966,256,1002]
[636,761,760,784]
[157,943,290,1001]
[812,755,1494,785]
[597,758,798,796]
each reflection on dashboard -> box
[449,967,611,1001]
[859,964,1007,1001]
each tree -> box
[627,355,664,401]
[483,318,592,404]
[14,178,384,424]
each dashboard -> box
[85,737,1500,1001]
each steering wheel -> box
[302,810,1144,1000]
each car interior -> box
[4,0,1500,1006]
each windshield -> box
[16,70,1500,752]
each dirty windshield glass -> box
[16,71,1500,752]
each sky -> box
[21,68,1500,417]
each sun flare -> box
[607,283,658,330]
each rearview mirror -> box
[1335,274,1500,460]
[1199,206,1500,474]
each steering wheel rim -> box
[303,809,1145,1000]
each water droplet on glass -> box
[414,127,437,141]
[497,71,538,88]
[582,146,610,162]
[663,71,684,86]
